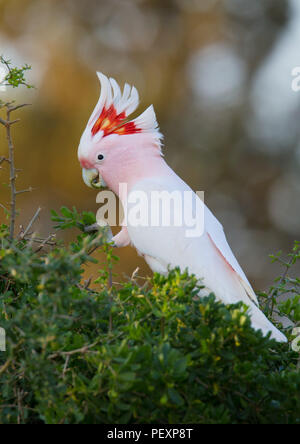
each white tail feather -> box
[248,303,287,342]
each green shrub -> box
[0,215,299,424]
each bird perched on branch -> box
[78,72,286,343]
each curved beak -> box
[82,168,106,189]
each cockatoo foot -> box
[84,223,115,246]
[83,223,101,233]
[112,226,131,248]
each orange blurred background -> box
[1,0,300,290]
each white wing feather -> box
[205,207,259,306]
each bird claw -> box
[83,223,115,247]
[83,223,101,233]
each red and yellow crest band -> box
[92,104,141,137]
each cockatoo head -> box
[78,73,163,191]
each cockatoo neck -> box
[102,147,172,200]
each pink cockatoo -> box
[78,72,287,343]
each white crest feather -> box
[110,77,122,105]
[88,73,140,125]
[81,72,163,149]
[132,105,163,144]
[88,73,111,127]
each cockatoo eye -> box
[97,154,104,161]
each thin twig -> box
[16,187,34,195]
[5,108,17,242]
[0,203,9,212]
[0,359,11,375]
[7,103,31,113]
[0,405,36,412]
[48,340,100,359]
[25,236,55,242]
[20,207,41,239]
[108,266,113,333]
[9,119,21,126]
[0,156,10,166]
[35,234,56,252]
[76,284,98,294]
[266,256,294,316]
[24,237,56,247]
[62,356,70,379]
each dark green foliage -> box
[265,242,300,325]
[51,206,97,231]
[0,213,299,424]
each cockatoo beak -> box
[82,168,106,189]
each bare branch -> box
[20,207,42,239]
[48,340,100,360]
[16,187,34,195]
[7,103,31,113]
[34,234,56,252]
[9,119,21,126]
[0,156,10,166]
[5,107,17,242]
[0,203,9,212]
[76,278,98,294]
[24,237,56,247]
[62,356,70,379]
[0,359,11,375]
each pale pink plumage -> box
[78,73,287,343]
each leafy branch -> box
[0,55,34,91]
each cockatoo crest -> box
[87,72,162,144]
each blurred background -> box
[0,0,300,290]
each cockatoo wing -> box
[205,206,259,306]
[127,173,257,304]
[126,175,287,342]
